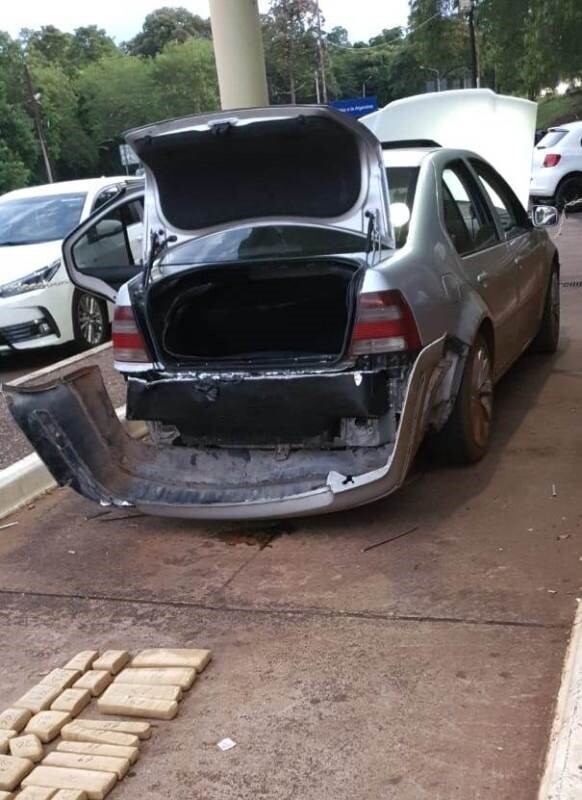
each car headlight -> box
[0,259,61,298]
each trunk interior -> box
[147,259,361,367]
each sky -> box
[2,0,410,45]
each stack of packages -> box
[0,648,211,799]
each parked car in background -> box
[530,121,582,208]
[0,177,142,354]
[6,93,561,521]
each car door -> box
[469,157,547,345]
[440,159,521,373]
[62,188,145,304]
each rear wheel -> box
[72,290,109,350]
[531,268,560,354]
[437,334,494,465]
[555,176,582,210]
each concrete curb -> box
[0,405,147,522]
[538,599,582,799]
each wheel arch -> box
[477,317,495,371]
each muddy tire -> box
[72,290,110,350]
[531,268,560,354]
[437,334,494,465]
[555,176,582,211]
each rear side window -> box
[469,158,530,238]
[536,129,568,149]
[441,162,498,256]
[385,166,419,247]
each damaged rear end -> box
[4,336,444,519]
[4,106,447,518]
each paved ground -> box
[0,218,581,798]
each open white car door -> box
[362,89,537,210]
[62,186,145,304]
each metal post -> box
[468,2,480,88]
[209,0,269,110]
[24,63,54,183]
[315,0,328,103]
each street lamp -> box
[420,65,441,92]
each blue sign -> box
[330,97,379,118]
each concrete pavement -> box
[0,218,582,797]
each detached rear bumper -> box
[4,337,445,519]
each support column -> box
[209,0,269,110]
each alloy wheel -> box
[78,293,105,346]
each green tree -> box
[408,0,469,82]
[0,31,38,191]
[20,26,75,72]
[70,26,117,67]
[263,0,320,103]
[30,63,97,179]
[77,54,161,144]
[152,38,219,119]
[125,7,211,58]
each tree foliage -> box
[1,1,582,194]
[125,7,211,57]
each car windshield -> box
[160,224,377,268]
[536,129,568,149]
[0,193,86,246]
[386,166,419,247]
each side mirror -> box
[532,205,559,228]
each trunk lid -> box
[125,105,392,245]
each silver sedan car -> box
[5,97,560,519]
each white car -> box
[0,177,142,354]
[530,121,582,208]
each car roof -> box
[547,121,582,132]
[0,176,140,202]
[382,148,438,168]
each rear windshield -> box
[160,225,371,267]
[537,129,568,149]
[386,166,419,247]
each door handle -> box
[477,271,489,284]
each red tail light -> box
[112,305,150,363]
[543,153,561,167]
[350,290,421,355]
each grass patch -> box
[537,91,582,128]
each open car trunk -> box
[147,258,361,368]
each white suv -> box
[531,121,582,208]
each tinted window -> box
[72,198,144,273]
[161,225,372,267]
[386,167,419,247]
[536,129,568,149]
[442,162,498,256]
[0,193,86,246]
[470,158,530,238]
